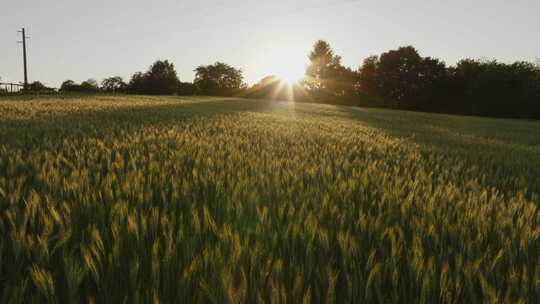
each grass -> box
[1,95,540,303]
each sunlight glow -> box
[260,45,307,86]
[276,66,305,85]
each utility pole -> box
[17,28,29,90]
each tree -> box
[127,72,147,94]
[452,59,540,118]
[194,62,244,96]
[414,57,449,110]
[327,65,358,101]
[78,78,99,93]
[101,76,127,93]
[358,56,380,96]
[60,80,77,92]
[60,79,100,93]
[29,81,47,91]
[305,40,358,103]
[305,40,342,92]
[127,60,180,95]
[178,82,195,96]
[376,46,424,105]
[145,60,180,95]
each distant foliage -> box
[305,40,341,91]
[51,43,540,119]
[177,81,195,96]
[28,81,47,91]
[101,76,127,93]
[305,40,358,104]
[194,62,245,96]
[239,40,540,119]
[60,79,100,93]
[81,78,99,92]
[26,81,56,93]
[355,49,540,118]
[448,59,540,118]
[60,79,76,91]
[127,60,180,95]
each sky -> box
[1,0,539,87]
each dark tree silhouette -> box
[358,56,380,96]
[28,81,47,91]
[59,79,99,93]
[101,76,127,93]
[305,40,358,103]
[60,80,77,92]
[413,57,449,110]
[145,60,180,95]
[305,40,341,91]
[451,59,540,118]
[376,46,425,105]
[48,44,540,120]
[194,62,244,96]
[26,81,56,93]
[178,82,196,95]
[357,47,449,109]
[355,45,540,118]
[127,72,147,94]
[327,65,358,103]
[81,79,99,92]
[127,60,180,95]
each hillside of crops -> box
[1,95,540,303]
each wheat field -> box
[1,95,540,303]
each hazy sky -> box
[1,0,539,87]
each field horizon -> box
[1,95,540,302]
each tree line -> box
[54,40,540,119]
[295,41,540,119]
[183,41,540,120]
[59,60,246,96]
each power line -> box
[17,28,29,89]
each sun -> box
[259,45,307,85]
[276,65,305,85]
